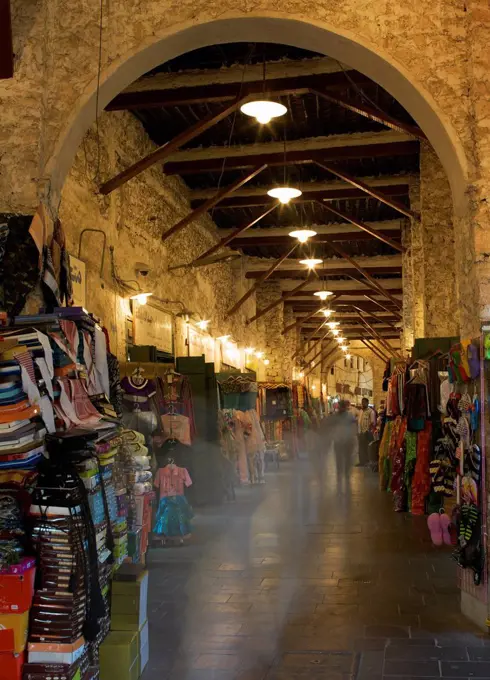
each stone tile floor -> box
[143,455,488,679]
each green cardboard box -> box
[99,630,138,680]
[111,570,148,632]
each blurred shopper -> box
[357,397,376,466]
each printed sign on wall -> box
[69,255,86,309]
[133,301,173,354]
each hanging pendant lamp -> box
[267,128,302,204]
[314,290,333,301]
[299,258,322,269]
[289,228,317,243]
[240,57,287,125]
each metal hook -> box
[78,228,106,278]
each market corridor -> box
[143,457,488,680]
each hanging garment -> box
[154,464,192,499]
[121,376,156,412]
[160,413,191,446]
[411,421,433,515]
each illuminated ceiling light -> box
[197,319,210,330]
[240,100,287,125]
[331,328,340,336]
[289,228,317,244]
[267,187,303,204]
[346,354,352,360]
[314,290,333,301]
[245,347,255,355]
[255,351,264,359]
[263,359,270,366]
[322,309,333,318]
[340,346,348,353]
[129,292,152,305]
[298,371,304,378]
[217,335,230,342]
[299,258,322,269]
[326,321,340,329]
[337,337,346,344]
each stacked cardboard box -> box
[0,562,36,680]
[100,567,149,679]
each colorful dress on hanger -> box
[153,464,193,537]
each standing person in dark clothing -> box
[317,400,357,485]
[357,397,376,466]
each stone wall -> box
[255,282,295,382]
[58,110,259,360]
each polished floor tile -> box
[142,455,486,680]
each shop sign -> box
[133,301,173,354]
[188,325,215,363]
[69,255,86,308]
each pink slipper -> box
[427,513,443,546]
[439,513,452,545]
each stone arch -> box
[47,13,468,214]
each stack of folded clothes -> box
[0,338,46,472]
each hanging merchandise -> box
[153,461,193,544]
[0,304,154,680]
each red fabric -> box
[411,421,432,515]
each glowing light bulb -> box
[245,347,255,355]
[217,335,230,342]
[314,290,333,301]
[289,229,317,243]
[267,187,303,204]
[337,337,346,344]
[130,292,152,305]
[298,371,304,378]
[299,258,322,269]
[322,309,333,318]
[197,319,210,330]
[346,354,352,360]
[240,100,287,125]
[263,359,270,365]
[326,321,340,329]
[331,329,340,336]
[255,351,264,359]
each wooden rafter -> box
[161,165,266,242]
[163,140,418,175]
[361,338,389,363]
[191,204,278,265]
[311,89,427,141]
[99,97,250,194]
[363,294,402,321]
[246,278,312,326]
[326,243,403,309]
[315,161,419,221]
[356,314,400,358]
[282,307,325,335]
[226,245,298,318]
[305,344,338,378]
[107,70,372,110]
[317,201,404,253]
[304,331,332,361]
[293,320,328,359]
[192,184,409,209]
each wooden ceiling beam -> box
[161,165,266,242]
[326,243,403,308]
[191,177,412,201]
[191,204,278,265]
[246,277,313,325]
[361,338,390,363]
[192,184,409,209]
[311,89,427,142]
[282,287,402,298]
[164,140,418,175]
[107,70,371,110]
[99,96,249,194]
[246,266,402,279]
[317,201,404,253]
[315,161,419,220]
[226,245,298,318]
